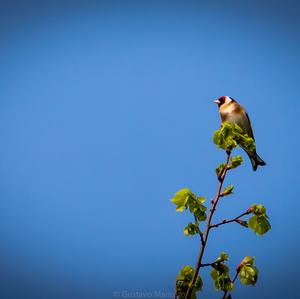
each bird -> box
[213,96,266,171]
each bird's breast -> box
[220,109,250,134]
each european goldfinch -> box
[213,96,266,171]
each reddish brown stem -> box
[210,211,251,229]
[184,151,232,299]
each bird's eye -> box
[219,97,225,104]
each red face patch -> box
[218,96,226,101]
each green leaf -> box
[193,200,207,221]
[241,256,254,266]
[239,134,256,152]
[171,188,207,222]
[176,266,203,299]
[240,266,259,285]
[250,204,266,216]
[194,208,207,221]
[216,252,229,262]
[183,222,200,236]
[188,197,206,213]
[210,266,233,292]
[247,205,271,235]
[198,196,206,204]
[210,268,218,280]
[210,253,233,292]
[171,188,193,212]
[213,122,255,152]
[239,256,259,286]
[216,163,226,178]
[229,155,243,169]
[220,252,229,261]
[222,185,234,196]
[248,215,271,235]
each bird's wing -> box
[244,111,255,140]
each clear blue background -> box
[0,1,299,298]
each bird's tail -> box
[248,152,266,171]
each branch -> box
[184,151,232,299]
[210,211,251,229]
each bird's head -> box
[213,96,234,107]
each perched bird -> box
[213,96,266,171]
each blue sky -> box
[0,1,299,298]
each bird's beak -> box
[213,99,220,105]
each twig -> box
[199,231,205,246]
[194,215,205,245]
[184,151,232,299]
[210,211,251,229]
[200,261,221,268]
